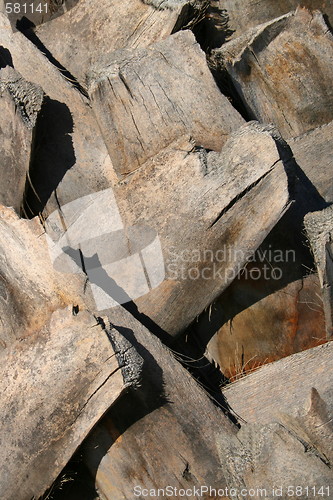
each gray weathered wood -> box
[0,307,128,500]
[0,66,43,212]
[217,418,333,499]
[219,343,333,495]
[44,122,291,337]
[88,30,244,177]
[290,121,333,204]
[223,342,333,425]
[130,124,291,335]
[218,0,333,40]
[0,205,92,346]
[32,0,206,82]
[187,119,332,378]
[1,4,332,495]
[82,305,237,500]
[82,309,333,499]
[214,8,333,138]
[190,129,330,376]
[0,13,116,217]
[305,205,333,338]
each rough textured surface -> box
[0,1,332,496]
[221,345,333,494]
[0,66,43,212]
[89,30,244,177]
[32,0,205,82]
[218,419,333,499]
[45,122,291,337]
[82,309,333,499]
[223,342,333,425]
[0,66,44,128]
[0,13,116,217]
[107,326,143,389]
[142,0,201,8]
[0,205,91,346]
[185,118,331,378]
[82,306,237,500]
[290,121,333,203]
[215,8,333,138]
[0,307,126,500]
[219,0,333,39]
[128,123,291,336]
[305,205,333,338]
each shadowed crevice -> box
[0,46,13,69]
[21,97,75,218]
[191,6,235,52]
